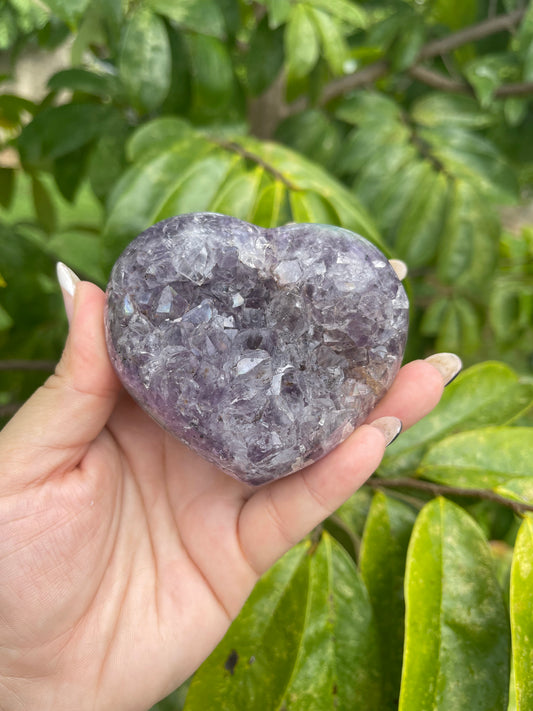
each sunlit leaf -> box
[418,427,533,490]
[381,362,533,477]
[400,498,510,711]
[185,534,383,709]
[510,515,533,711]
[285,4,320,80]
[360,492,417,710]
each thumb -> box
[0,264,121,493]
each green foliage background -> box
[1,0,533,709]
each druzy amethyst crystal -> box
[104,213,408,485]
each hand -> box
[0,267,453,711]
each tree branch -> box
[366,476,533,516]
[418,8,526,61]
[283,8,528,118]
[0,360,57,371]
[409,65,533,98]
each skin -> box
[0,282,445,711]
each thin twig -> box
[409,65,533,97]
[283,9,528,117]
[0,360,56,372]
[366,477,533,516]
[210,137,300,191]
[418,8,526,60]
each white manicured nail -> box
[425,352,463,386]
[370,416,403,446]
[56,262,80,323]
[389,259,408,280]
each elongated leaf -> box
[185,533,383,710]
[510,516,533,710]
[246,16,285,96]
[412,93,494,129]
[31,174,57,234]
[249,180,287,228]
[211,166,265,221]
[418,427,533,489]
[41,0,89,25]
[360,492,417,710]
[47,229,105,284]
[310,8,349,76]
[285,4,320,80]
[18,104,113,169]
[335,91,401,126]
[400,498,510,711]
[289,190,339,225]
[394,169,449,267]
[156,152,242,218]
[148,0,226,38]
[119,8,171,113]
[104,136,212,259]
[381,362,533,477]
[47,68,119,98]
[0,168,15,209]
[306,0,366,27]
[186,34,236,120]
[437,179,499,289]
[275,110,342,172]
[127,117,194,163]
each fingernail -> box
[370,416,402,446]
[56,262,80,323]
[389,259,408,280]
[425,352,463,386]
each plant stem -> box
[366,476,533,516]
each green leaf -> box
[391,17,425,72]
[118,8,171,113]
[185,533,383,710]
[381,361,533,477]
[104,135,211,261]
[306,0,366,27]
[18,104,113,169]
[510,515,533,711]
[47,68,119,98]
[0,304,14,332]
[285,4,320,80]
[422,126,519,204]
[418,427,533,489]
[360,492,417,710]
[263,0,292,29]
[156,152,241,218]
[437,180,500,288]
[250,181,287,228]
[289,190,339,225]
[335,91,401,126]
[88,116,130,201]
[52,143,91,203]
[430,0,478,31]
[400,498,510,711]
[148,0,226,38]
[31,174,57,234]
[0,168,15,209]
[41,0,89,26]
[309,7,349,76]
[186,33,236,121]
[47,229,105,284]
[275,110,342,172]
[465,55,511,108]
[126,117,194,163]
[246,16,285,96]
[394,168,449,267]
[412,92,494,129]
[210,165,265,221]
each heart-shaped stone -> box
[104,213,408,485]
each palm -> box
[0,282,447,711]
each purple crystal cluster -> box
[104,213,408,485]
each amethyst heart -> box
[104,213,408,485]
